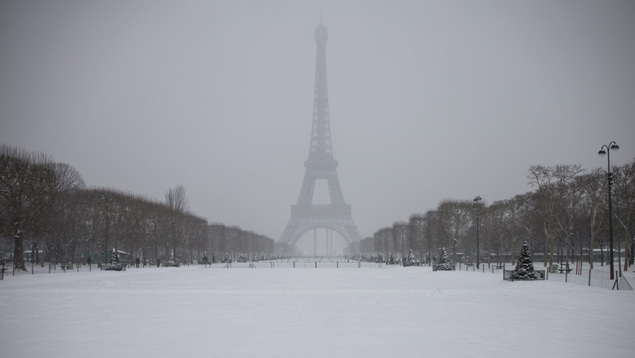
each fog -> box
[1,0,634,249]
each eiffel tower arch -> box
[280,19,362,250]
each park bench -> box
[558,264,572,274]
[59,263,73,270]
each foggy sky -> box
[1,0,634,249]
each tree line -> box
[351,160,635,276]
[0,145,275,270]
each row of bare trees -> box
[354,160,635,276]
[208,224,275,262]
[1,145,275,270]
[0,145,85,269]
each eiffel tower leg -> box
[331,230,333,256]
[329,230,332,256]
[329,230,333,256]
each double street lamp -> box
[473,195,482,269]
[598,141,619,280]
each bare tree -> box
[551,165,584,268]
[48,163,86,264]
[424,210,438,265]
[489,200,509,265]
[408,214,425,263]
[165,185,188,212]
[528,165,562,267]
[209,223,226,263]
[165,185,188,258]
[0,146,56,270]
[578,168,606,268]
[437,200,471,264]
[613,159,635,274]
[392,221,408,263]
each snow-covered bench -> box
[59,263,73,270]
[558,264,571,274]
[504,269,546,281]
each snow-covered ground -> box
[1,263,634,357]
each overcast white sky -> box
[1,0,634,249]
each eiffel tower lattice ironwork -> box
[280,19,362,247]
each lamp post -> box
[473,196,482,269]
[598,141,619,280]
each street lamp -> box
[473,195,482,269]
[598,141,619,280]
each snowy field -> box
[1,264,634,358]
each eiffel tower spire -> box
[309,18,332,161]
[280,19,362,249]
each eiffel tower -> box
[280,18,362,249]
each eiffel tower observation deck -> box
[280,19,362,249]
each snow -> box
[1,263,634,357]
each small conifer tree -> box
[512,241,537,280]
[406,249,418,266]
[201,251,210,265]
[434,247,454,271]
[165,250,180,267]
[105,248,123,271]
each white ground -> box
[1,263,634,358]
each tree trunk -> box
[128,242,134,267]
[63,243,69,265]
[13,228,26,271]
[589,232,595,269]
[565,234,570,268]
[549,233,556,267]
[543,225,549,267]
[97,243,103,268]
[618,234,622,277]
[40,237,47,267]
[620,239,628,271]
[600,242,604,266]
[83,241,88,265]
[486,218,491,268]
